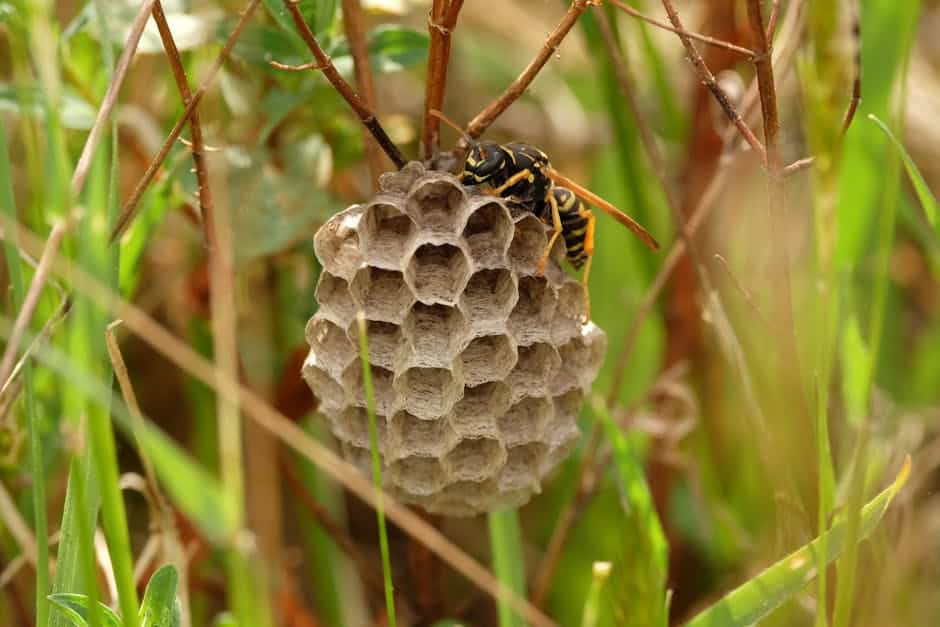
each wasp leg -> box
[491,169,534,196]
[537,192,564,276]
[580,213,596,322]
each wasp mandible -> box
[431,110,659,319]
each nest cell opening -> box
[507,214,548,274]
[462,201,513,267]
[301,361,344,411]
[499,396,552,447]
[509,276,556,344]
[343,362,395,415]
[498,442,547,492]
[403,303,469,367]
[406,178,466,235]
[451,381,510,439]
[333,406,387,453]
[340,443,377,475]
[306,317,355,378]
[405,243,471,305]
[314,209,363,277]
[545,389,583,447]
[389,456,446,496]
[508,342,561,396]
[460,269,517,326]
[315,272,356,324]
[443,438,506,483]
[361,202,416,269]
[459,334,516,387]
[349,319,402,370]
[556,332,606,393]
[396,366,461,419]
[350,267,415,324]
[552,281,586,342]
[388,410,455,460]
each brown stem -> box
[71,0,157,198]
[284,0,406,169]
[110,0,262,242]
[150,0,215,245]
[609,0,756,58]
[766,0,781,41]
[463,0,594,141]
[0,222,66,386]
[840,4,862,135]
[659,0,767,166]
[421,0,465,158]
[341,0,386,184]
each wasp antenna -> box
[429,109,474,144]
[545,167,660,251]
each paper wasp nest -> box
[303,162,606,516]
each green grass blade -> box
[488,509,526,627]
[869,114,938,233]
[592,397,668,627]
[355,312,396,627]
[48,593,123,627]
[580,562,612,627]
[139,565,181,627]
[684,457,911,627]
[0,108,50,627]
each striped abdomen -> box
[551,187,590,269]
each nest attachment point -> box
[303,162,606,516]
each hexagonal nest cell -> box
[304,162,607,516]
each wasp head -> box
[460,142,506,185]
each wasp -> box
[431,111,659,319]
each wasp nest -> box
[303,162,606,516]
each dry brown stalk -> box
[342,0,386,183]
[766,0,781,41]
[659,0,767,166]
[71,0,157,198]
[0,222,66,387]
[110,0,262,242]
[609,0,756,57]
[283,0,406,169]
[150,0,215,245]
[4,218,558,627]
[841,4,862,135]
[463,0,595,141]
[421,0,465,157]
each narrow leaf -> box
[684,457,911,627]
[840,314,873,426]
[139,565,181,627]
[869,114,939,233]
[48,593,123,627]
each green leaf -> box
[0,83,96,129]
[138,565,181,627]
[135,420,237,545]
[840,314,873,425]
[331,25,430,74]
[684,457,911,627]
[594,398,668,627]
[48,593,123,627]
[869,114,939,235]
[488,509,526,627]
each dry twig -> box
[463,0,595,141]
[421,0,465,157]
[841,3,862,135]
[283,0,406,169]
[609,0,756,58]
[110,0,262,242]
[71,0,157,198]
[342,0,386,183]
[150,0,215,244]
[0,222,66,387]
[659,0,767,165]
